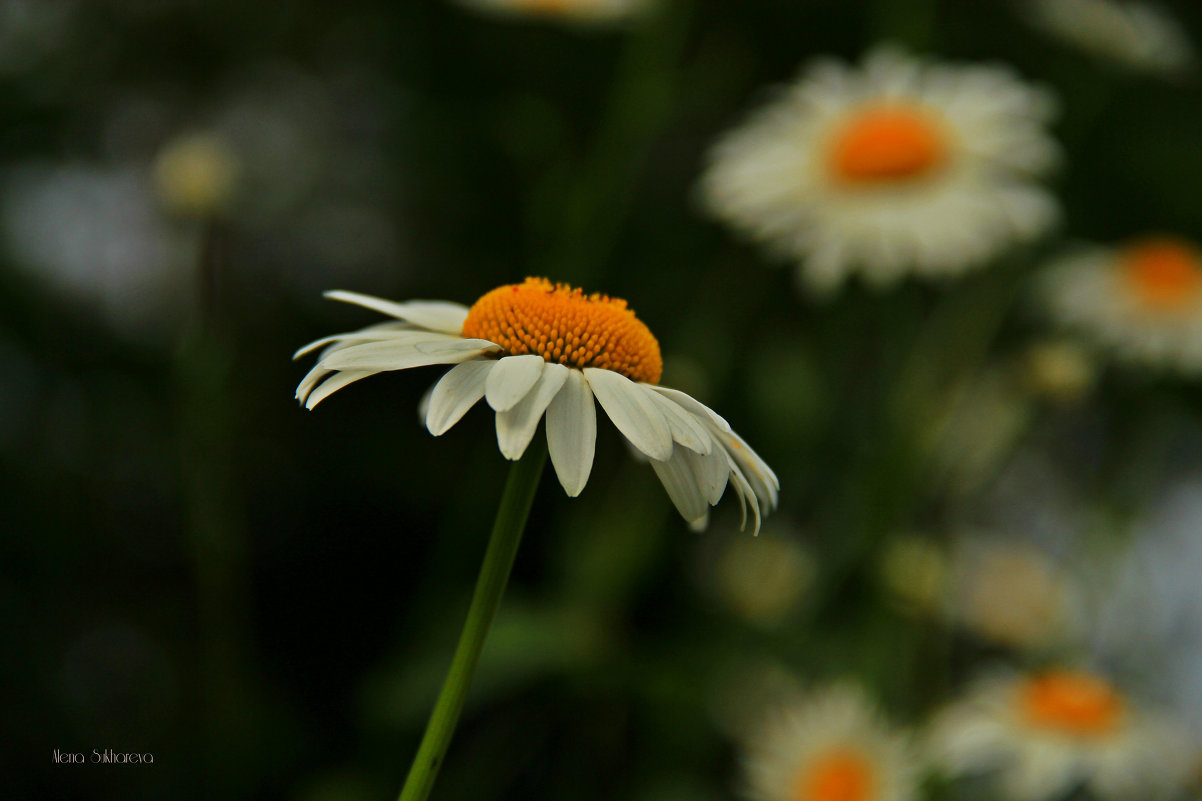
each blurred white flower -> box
[1041,236,1202,375]
[928,666,1195,801]
[943,536,1079,651]
[1,162,190,339]
[742,683,920,801]
[1026,0,1193,73]
[701,46,1060,295]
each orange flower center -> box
[829,106,948,185]
[1020,670,1125,738]
[792,748,876,801]
[461,277,662,384]
[1121,237,1202,310]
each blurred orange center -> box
[462,277,662,384]
[793,748,876,801]
[1121,237,1202,310]
[1020,670,1124,737]
[830,106,947,184]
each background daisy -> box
[1041,236,1202,373]
[742,683,919,801]
[928,666,1195,801]
[700,46,1061,294]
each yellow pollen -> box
[1120,236,1202,310]
[461,277,663,384]
[1020,670,1125,738]
[792,748,876,801]
[829,105,948,185]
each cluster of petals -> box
[701,46,1061,294]
[296,288,777,532]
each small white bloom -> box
[1041,236,1202,374]
[700,46,1060,295]
[742,683,920,801]
[295,278,778,531]
[1026,0,1193,73]
[928,667,1196,801]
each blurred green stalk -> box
[397,437,547,801]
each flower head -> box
[1041,236,1202,374]
[928,667,1195,801]
[700,47,1060,294]
[742,683,920,801]
[296,278,778,531]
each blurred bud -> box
[153,131,240,218]
[1022,339,1097,404]
[710,532,815,626]
[876,533,948,615]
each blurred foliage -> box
[6,0,1202,800]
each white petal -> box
[292,322,415,360]
[495,363,569,460]
[321,337,497,370]
[650,448,710,530]
[484,355,545,412]
[546,369,596,497]
[715,428,780,508]
[642,385,713,454]
[647,385,732,433]
[425,360,495,436]
[325,290,470,333]
[685,446,729,506]
[583,368,673,461]
[296,362,333,402]
[305,370,378,409]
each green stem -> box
[397,437,548,801]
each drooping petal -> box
[484,354,546,412]
[641,384,713,454]
[496,363,569,460]
[650,447,710,531]
[425,360,495,436]
[325,290,470,333]
[684,445,730,506]
[304,370,379,409]
[648,385,733,433]
[583,368,673,461]
[546,369,596,497]
[292,322,414,360]
[321,336,498,371]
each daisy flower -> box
[700,47,1060,294]
[295,277,778,531]
[1025,0,1193,74]
[928,667,1195,801]
[1041,236,1202,374]
[742,683,920,801]
[453,0,652,24]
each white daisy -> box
[700,46,1060,294]
[1041,236,1202,374]
[453,0,652,24]
[1026,0,1193,74]
[742,683,920,801]
[295,277,778,531]
[928,667,1196,801]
